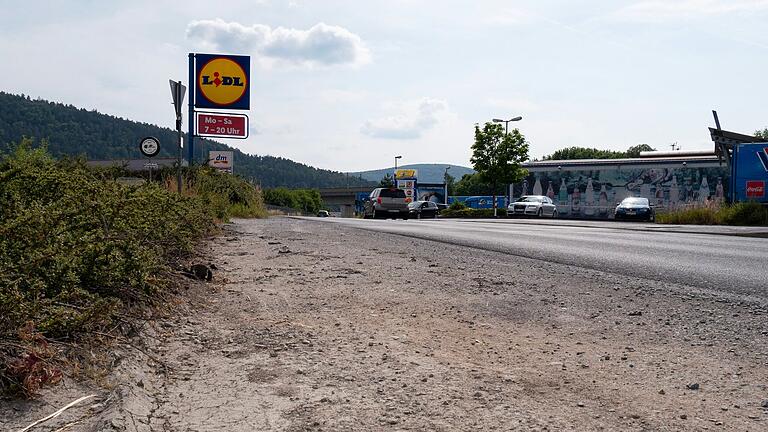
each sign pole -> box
[175,82,184,194]
[169,80,186,195]
[187,53,195,164]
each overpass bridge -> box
[319,186,373,217]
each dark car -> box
[614,197,654,221]
[363,188,409,219]
[408,200,439,219]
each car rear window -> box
[380,188,406,198]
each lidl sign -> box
[194,54,250,110]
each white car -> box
[507,195,558,218]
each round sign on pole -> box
[140,137,160,158]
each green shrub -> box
[657,201,768,226]
[448,200,467,211]
[440,208,497,218]
[0,140,265,396]
[717,201,768,225]
[263,187,323,214]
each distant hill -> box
[353,164,475,184]
[0,92,375,189]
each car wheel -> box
[537,208,543,218]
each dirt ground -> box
[3,217,768,431]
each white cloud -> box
[361,98,449,140]
[614,0,768,21]
[186,19,370,67]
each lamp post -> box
[394,155,402,186]
[444,166,451,205]
[492,116,523,216]
[492,116,523,135]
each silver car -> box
[507,195,558,218]
[363,188,410,219]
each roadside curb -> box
[450,218,768,239]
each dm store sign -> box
[195,54,250,110]
[209,151,234,173]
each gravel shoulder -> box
[4,216,767,431]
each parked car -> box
[317,210,330,217]
[614,197,654,221]
[408,200,439,219]
[507,195,558,217]
[363,188,409,219]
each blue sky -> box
[1,0,766,171]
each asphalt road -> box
[310,217,768,300]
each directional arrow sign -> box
[169,79,186,118]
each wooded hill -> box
[0,92,374,188]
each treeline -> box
[0,92,375,188]
[542,144,656,161]
[263,188,324,214]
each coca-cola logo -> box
[746,180,765,198]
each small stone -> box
[680,414,688,419]
[628,311,643,316]
[761,400,768,408]
[686,383,700,391]
[658,389,665,395]
[577,402,585,407]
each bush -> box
[440,208,498,218]
[263,187,323,214]
[0,140,265,397]
[448,200,467,211]
[657,201,768,226]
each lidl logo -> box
[194,54,250,110]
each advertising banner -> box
[395,169,418,179]
[194,54,250,110]
[514,163,730,219]
[733,143,768,203]
[208,150,234,173]
[416,185,446,204]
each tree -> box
[470,122,529,216]
[542,146,624,160]
[453,173,504,196]
[379,173,394,188]
[542,144,657,160]
[626,144,656,158]
[755,128,768,140]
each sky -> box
[1,0,767,172]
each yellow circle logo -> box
[198,58,248,106]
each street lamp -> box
[492,116,523,135]
[444,166,451,205]
[394,155,402,184]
